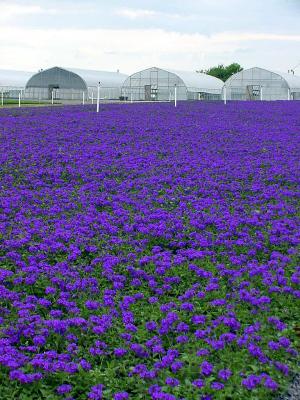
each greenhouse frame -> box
[121,67,224,101]
[0,69,33,99]
[225,67,300,101]
[25,66,128,100]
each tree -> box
[198,63,243,82]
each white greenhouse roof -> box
[169,69,224,93]
[272,70,300,91]
[0,69,33,87]
[68,68,128,88]
[226,67,300,91]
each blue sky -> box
[0,0,300,74]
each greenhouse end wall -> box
[24,67,125,101]
[122,67,223,102]
[122,68,188,101]
[225,68,292,101]
[25,67,88,100]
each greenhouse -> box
[121,67,224,101]
[224,67,300,100]
[25,66,128,100]
[71,68,128,100]
[0,69,33,98]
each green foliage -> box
[198,63,243,82]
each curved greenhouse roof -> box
[226,67,300,91]
[271,70,300,91]
[168,69,224,93]
[0,69,33,88]
[25,66,127,100]
[225,67,300,100]
[69,68,128,88]
[26,66,128,89]
[122,67,223,101]
[26,67,87,90]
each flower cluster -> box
[0,101,299,399]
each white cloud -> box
[1,4,42,18]
[115,8,188,20]
[214,32,300,43]
[0,3,58,20]
[0,26,299,73]
[116,8,158,19]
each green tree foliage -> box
[198,63,243,82]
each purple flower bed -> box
[0,101,299,399]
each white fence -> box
[1,85,300,106]
[0,86,123,104]
[222,85,300,101]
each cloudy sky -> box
[1,0,300,74]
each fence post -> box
[174,84,177,107]
[96,82,100,113]
[288,88,291,101]
[91,91,94,104]
[260,86,263,101]
[224,85,227,105]
[82,91,85,105]
[130,90,133,103]
[18,92,21,108]
[51,90,54,105]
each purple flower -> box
[268,341,280,351]
[33,336,46,346]
[278,337,291,348]
[211,382,224,390]
[176,335,189,344]
[0,98,299,399]
[197,349,210,357]
[170,361,183,372]
[264,376,278,391]
[88,384,104,400]
[85,300,100,310]
[114,392,129,400]
[80,359,92,371]
[242,375,261,390]
[146,321,157,331]
[180,302,194,312]
[268,317,287,331]
[114,348,128,358]
[165,377,180,387]
[218,369,232,381]
[274,362,289,376]
[201,361,214,376]
[57,384,72,395]
[192,315,206,325]
[148,297,159,304]
[176,322,189,333]
[195,329,208,339]
[192,379,204,388]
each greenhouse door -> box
[246,85,261,100]
[48,85,59,100]
[151,87,158,101]
[145,85,151,101]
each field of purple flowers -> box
[0,101,299,400]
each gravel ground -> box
[277,375,300,400]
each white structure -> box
[122,67,224,101]
[225,67,300,100]
[70,68,128,100]
[0,69,33,98]
[25,66,128,100]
